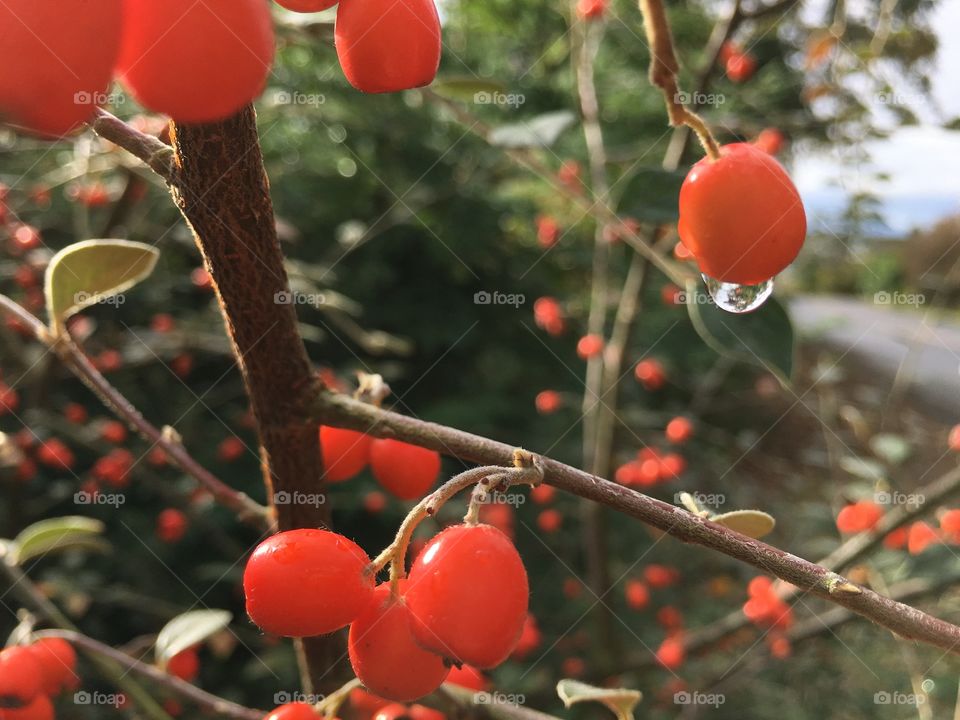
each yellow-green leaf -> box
[711,510,776,539]
[12,516,107,565]
[44,239,159,335]
[155,609,232,664]
[557,679,642,720]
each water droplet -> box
[702,274,774,314]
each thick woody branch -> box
[314,390,960,655]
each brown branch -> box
[167,106,337,693]
[638,0,721,159]
[0,294,269,528]
[33,630,263,720]
[313,390,960,655]
[91,108,178,183]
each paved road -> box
[789,295,960,421]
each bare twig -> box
[313,390,960,655]
[91,108,177,183]
[0,294,269,528]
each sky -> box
[793,0,960,236]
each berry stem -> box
[638,0,722,160]
[314,678,361,718]
[369,450,543,597]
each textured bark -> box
[169,105,338,692]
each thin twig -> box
[90,108,178,183]
[0,294,270,529]
[313,390,960,655]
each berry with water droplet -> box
[679,143,806,285]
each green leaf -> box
[839,455,886,481]
[431,76,508,102]
[488,110,576,148]
[557,679,642,720]
[869,433,911,465]
[155,609,232,664]
[12,517,107,565]
[44,239,160,335]
[687,282,795,384]
[616,167,686,223]
[711,510,776,539]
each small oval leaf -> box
[155,609,232,664]
[12,516,107,565]
[44,239,160,335]
[687,280,795,385]
[488,110,576,148]
[711,510,776,539]
[557,679,642,720]
[869,433,911,466]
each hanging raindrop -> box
[702,274,774,314]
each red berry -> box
[0,694,54,720]
[660,283,683,306]
[533,297,565,336]
[478,502,515,539]
[156,509,189,544]
[576,334,604,360]
[678,143,806,285]
[767,631,791,659]
[408,706,445,720]
[665,417,693,444]
[369,439,441,500]
[0,1,122,137]
[634,359,665,390]
[100,420,128,445]
[530,483,556,505]
[349,582,450,702]
[0,383,19,415]
[275,0,338,10]
[719,41,739,62]
[655,636,685,670]
[0,646,43,706]
[537,508,563,534]
[244,529,375,637]
[656,605,683,630]
[95,349,123,373]
[320,426,372,482]
[562,656,586,677]
[335,0,440,93]
[673,241,694,261]
[29,638,77,696]
[563,577,583,599]
[576,0,607,18]
[625,580,650,610]
[445,664,487,691]
[349,689,390,715]
[191,268,213,291]
[510,614,542,660]
[264,703,320,720]
[150,313,176,333]
[557,160,581,188]
[659,453,686,479]
[835,501,883,534]
[116,0,275,122]
[374,706,412,720]
[12,225,42,254]
[949,424,960,451]
[644,564,679,589]
[725,52,757,82]
[941,509,960,542]
[405,523,528,668]
[217,437,246,463]
[37,438,74,470]
[64,403,88,425]
[535,390,562,415]
[364,490,388,513]
[755,128,785,156]
[166,647,199,682]
[883,526,909,550]
[536,215,560,248]
[907,522,940,555]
